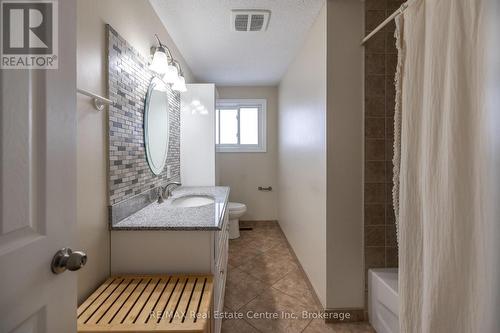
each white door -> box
[0,0,78,332]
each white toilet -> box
[228,202,247,239]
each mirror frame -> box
[144,76,170,175]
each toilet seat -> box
[228,202,246,214]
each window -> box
[216,99,267,152]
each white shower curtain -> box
[394,0,500,332]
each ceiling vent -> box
[231,10,271,32]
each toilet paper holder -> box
[258,186,272,191]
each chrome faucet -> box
[157,182,182,203]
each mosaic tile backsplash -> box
[106,25,180,206]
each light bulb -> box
[149,47,168,74]
[163,64,179,84]
[172,75,187,92]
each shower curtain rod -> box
[361,2,409,45]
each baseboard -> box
[239,220,279,227]
[273,221,367,324]
[274,222,324,312]
[324,308,366,323]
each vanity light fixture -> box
[150,45,169,75]
[163,63,179,84]
[150,35,187,92]
[172,75,187,92]
[171,60,187,92]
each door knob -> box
[51,248,87,274]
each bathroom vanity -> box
[110,186,229,333]
[105,27,223,332]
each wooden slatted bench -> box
[77,274,213,333]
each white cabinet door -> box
[180,84,216,186]
[213,211,229,333]
[0,1,78,332]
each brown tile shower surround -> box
[364,0,402,309]
[222,221,375,333]
[106,25,181,207]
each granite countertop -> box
[111,186,230,231]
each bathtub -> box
[368,268,399,333]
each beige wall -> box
[216,86,278,221]
[326,0,365,309]
[76,0,193,303]
[277,0,364,310]
[278,5,327,307]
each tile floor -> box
[222,221,376,333]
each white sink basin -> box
[170,195,214,208]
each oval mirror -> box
[144,77,170,175]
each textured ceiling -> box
[149,0,325,86]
